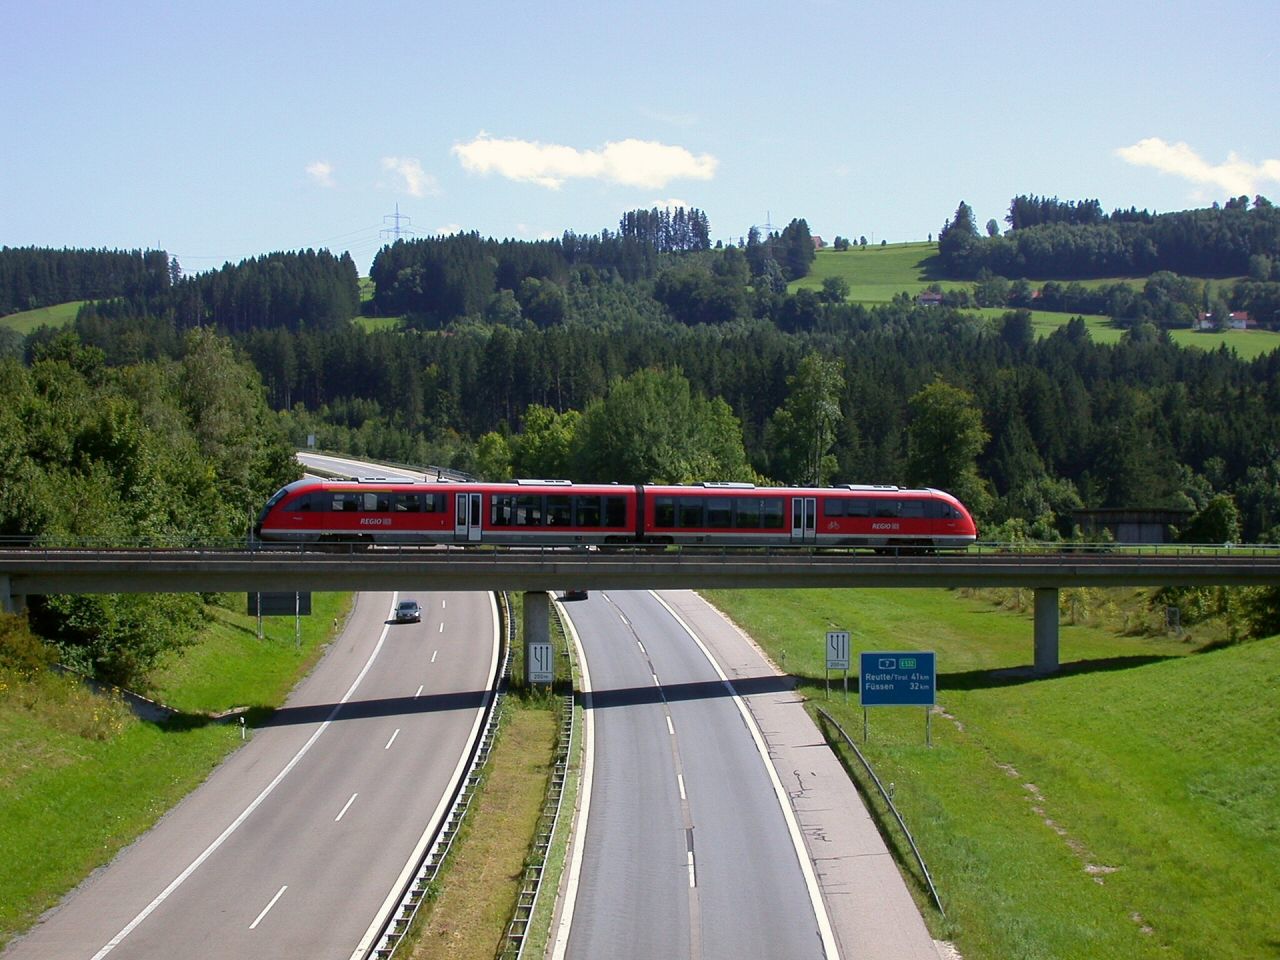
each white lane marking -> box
[91,594,403,959]
[652,673,661,687]
[350,592,501,960]
[637,640,646,654]
[441,599,446,609]
[687,851,696,888]
[677,773,687,800]
[439,622,445,633]
[414,684,424,698]
[384,729,400,750]
[249,885,288,930]
[666,716,675,736]
[335,793,359,822]
[620,613,630,626]
[649,591,840,960]
[431,650,438,663]
[550,599,594,960]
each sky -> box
[3,0,1278,277]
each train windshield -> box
[256,481,309,525]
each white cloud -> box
[306,160,335,188]
[381,156,439,198]
[1116,138,1280,197]
[649,198,691,210]
[452,134,717,190]
[434,223,463,236]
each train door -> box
[790,496,816,544]
[454,492,483,542]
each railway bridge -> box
[3,544,1280,673]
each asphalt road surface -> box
[4,590,498,960]
[558,590,828,960]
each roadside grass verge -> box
[0,301,84,335]
[0,593,349,948]
[701,587,1280,960]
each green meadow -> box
[703,587,1280,960]
[794,245,1280,358]
[0,300,84,335]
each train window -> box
[847,499,873,518]
[706,497,732,528]
[734,498,761,529]
[491,494,515,526]
[873,500,900,518]
[376,493,393,512]
[333,493,361,512]
[515,494,543,526]
[654,497,676,528]
[605,496,627,527]
[396,494,421,512]
[901,499,925,518]
[678,498,704,528]
[285,493,313,512]
[547,495,572,526]
[761,500,785,529]
[824,499,845,517]
[575,496,601,527]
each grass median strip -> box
[399,695,558,959]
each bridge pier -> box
[1034,587,1060,674]
[0,574,22,615]
[522,590,550,682]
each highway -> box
[557,590,831,960]
[3,590,499,960]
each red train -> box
[254,478,977,550]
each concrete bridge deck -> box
[4,544,1279,674]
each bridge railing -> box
[2,536,1280,560]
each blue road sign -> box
[860,651,936,706]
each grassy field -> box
[0,300,84,334]
[701,586,1279,960]
[795,245,1280,358]
[0,593,351,948]
[792,243,962,303]
[353,314,405,333]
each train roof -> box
[276,477,962,502]
[641,483,953,498]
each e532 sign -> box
[859,651,936,706]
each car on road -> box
[562,589,589,601]
[394,600,421,622]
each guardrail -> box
[817,708,945,918]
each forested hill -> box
[938,194,1280,280]
[5,202,1280,551]
[0,247,173,315]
